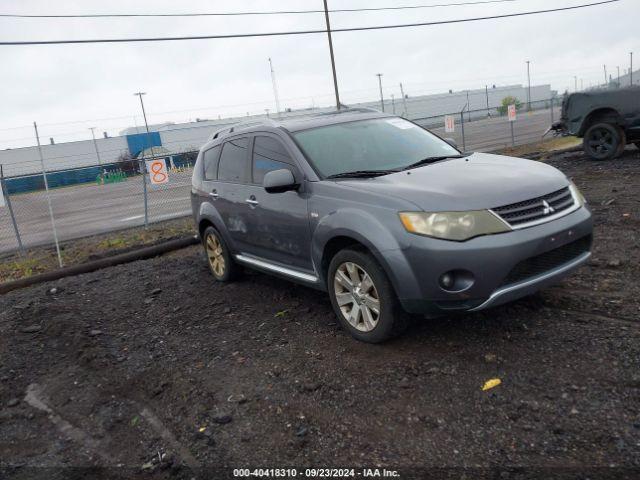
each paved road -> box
[0,107,561,253]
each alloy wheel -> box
[206,233,225,277]
[333,262,381,332]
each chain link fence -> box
[0,98,564,258]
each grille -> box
[492,187,575,227]
[500,235,592,287]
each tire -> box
[202,226,241,282]
[327,248,409,343]
[583,122,625,160]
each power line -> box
[0,0,526,18]
[0,0,619,46]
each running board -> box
[234,254,318,283]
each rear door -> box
[242,134,312,271]
[215,136,252,252]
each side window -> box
[252,136,294,185]
[203,145,221,180]
[218,137,249,183]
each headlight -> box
[568,182,586,207]
[399,210,511,241]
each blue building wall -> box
[126,132,162,157]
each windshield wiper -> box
[326,169,398,179]
[401,155,465,171]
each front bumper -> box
[387,206,593,314]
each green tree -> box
[497,96,523,115]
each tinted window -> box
[252,136,294,184]
[293,117,460,178]
[203,145,221,180]
[218,137,249,182]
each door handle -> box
[209,190,219,199]
[246,197,259,206]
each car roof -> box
[204,108,391,144]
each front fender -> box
[311,208,417,293]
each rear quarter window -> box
[203,145,221,180]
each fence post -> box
[140,157,149,228]
[34,121,63,268]
[510,120,515,147]
[0,164,25,255]
[460,109,467,151]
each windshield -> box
[292,117,460,178]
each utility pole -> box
[574,76,578,92]
[526,60,531,111]
[391,94,396,114]
[399,82,408,117]
[617,66,620,87]
[268,57,281,117]
[631,52,634,86]
[89,127,102,166]
[485,85,490,117]
[323,0,341,110]
[133,92,151,228]
[376,73,384,112]
[604,65,608,87]
[34,121,63,267]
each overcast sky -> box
[0,0,637,149]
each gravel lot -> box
[1,147,639,480]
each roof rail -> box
[208,118,279,142]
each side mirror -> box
[263,168,298,193]
[444,138,458,149]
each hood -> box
[336,152,569,211]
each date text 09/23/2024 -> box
[233,468,400,478]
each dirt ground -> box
[1,147,639,480]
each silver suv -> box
[191,110,593,343]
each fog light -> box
[438,269,475,292]
[439,273,454,289]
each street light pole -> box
[376,73,384,112]
[89,127,102,166]
[631,52,634,86]
[617,66,621,87]
[323,0,341,110]
[133,91,151,228]
[526,60,531,111]
[604,65,608,87]
[268,57,281,116]
[399,82,408,117]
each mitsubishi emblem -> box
[542,200,555,215]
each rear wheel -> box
[328,248,409,343]
[583,122,625,160]
[203,226,240,282]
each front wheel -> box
[583,122,625,160]
[328,249,409,343]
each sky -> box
[0,0,637,149]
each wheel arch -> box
[197,203,236,253]
[579,107,624,136]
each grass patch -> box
[498,136,582,158]
[0,217,196,283]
